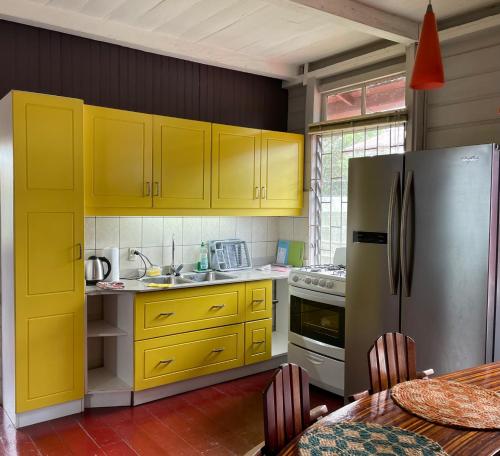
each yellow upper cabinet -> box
[261,131,304,209]
[153,116,211,209]
[212,125,303,210]
[11,91,84,413]
[85,105,153,208]
[83,105,304,215]
[212,124,262,209]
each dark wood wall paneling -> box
[0,19,288,131]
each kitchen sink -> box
[141,276,194,285]
[182,272,236,282]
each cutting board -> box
[276,240,304,267]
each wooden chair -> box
[246,363,328,456]
[351,332,434,402]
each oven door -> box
[289,286,345,361]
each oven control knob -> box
[326,281,334,289]
[292,275,299,282]
[312,278,319,285]
[305,277,312,285]
[319,279,326,287]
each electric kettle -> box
[85,255,112,285]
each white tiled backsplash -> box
[85,216,309,273]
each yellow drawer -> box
[135,283,245,340]
[245,318,272,365]
[245,280,272,321]
[134,323,244,390]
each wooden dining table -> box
[279,362,500,455]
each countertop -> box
[85,267,290,295]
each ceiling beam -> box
[284,3,500,87]
[283,42,405,88]
[289,0,419,44]
[438,3,500,41]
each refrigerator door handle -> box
[387,172,400,295]
[400,171,413,297]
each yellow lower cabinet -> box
[245,280,272,321]
[134,324,244,391]
[135,283,245,340]
[245,318,272,365]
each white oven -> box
[288,282,345,396]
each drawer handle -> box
[252,299,264,303]
[212,347,225,353]
[252,340,265,344]
[158,312,175,317]
[158,359,174,365]
[210,304,225,310]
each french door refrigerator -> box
[345,144,500,398]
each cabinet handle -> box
[261,186,266,199]
[254,186,260,199]
[212,347,225,353]
[253,299,264,303]
[145,182,151,197]
[252,340,265,344]
[158,312,175,317]
[75,243,82,260]
[153,181,160,197]
[210,304,225,310]
[158,359,174,365]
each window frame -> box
[321,73,406,122]
[310,72,408,265]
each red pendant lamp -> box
[410,1,445,90]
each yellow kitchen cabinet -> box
[212,125,303,210]
[245,318,272,365]
[4,91,85,414]
[260,131,303,209]
[211,124,262,209]
[153,116,211,208]
[85,105,153,208]
[134,323,244,391]
[245,280,273,321]
[134,283,245,340]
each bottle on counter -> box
[199,242,209,271]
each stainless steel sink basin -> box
[182,272,236,282]
[141,276,193,285]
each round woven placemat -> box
[391,379,500,429]
[297,421,448,456]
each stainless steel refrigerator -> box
[345,144,500,398]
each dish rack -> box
[208,239,252,271]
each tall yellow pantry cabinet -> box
[0,91,85,427]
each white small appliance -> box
[288,262,346,396]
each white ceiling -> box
[359,0,497,22]
[0,0,497,79]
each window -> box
[324,76,406,121]
[311,75,407,264]
[325,87,362,120]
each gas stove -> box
[288,264,346,295]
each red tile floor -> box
[0,370,344,455]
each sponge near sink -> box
[146,266,162,277]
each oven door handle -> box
[289,286,345,307]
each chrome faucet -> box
[169,234,183,276]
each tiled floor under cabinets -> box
[0,370,343,455]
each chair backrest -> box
[263,363,311,456]
[368,332,417,393]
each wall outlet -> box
[128,248,137,261]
